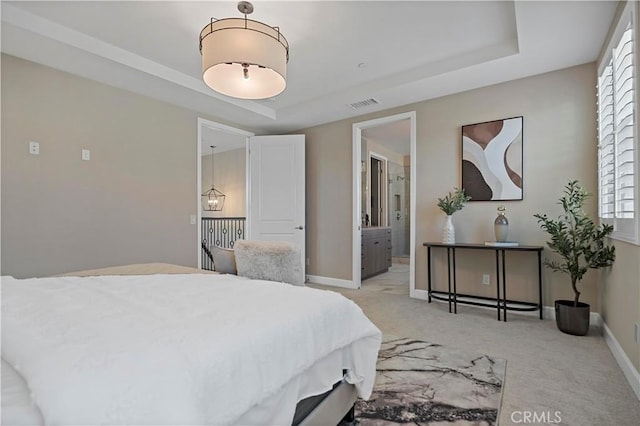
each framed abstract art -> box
[461,116,523,201]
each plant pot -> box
[555,300,590,336]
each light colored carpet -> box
[309,281,640,426]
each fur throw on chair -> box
[234,240,304,286]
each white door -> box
[248,135,305,271]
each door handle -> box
[295,226,304,230]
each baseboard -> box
[306,274,356,289]
[602,322,640,400]
[411,288,429,300]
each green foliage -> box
[534,180,615,305]
[437,187,471,215]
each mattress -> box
[54,262,216,277]
[1,358,45,425]
[1,264,381,425]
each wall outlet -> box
[81,149,91,161]
[29,141,39,155]
[635,322,640,344]
[482,274,490,285]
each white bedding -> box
[1,273,381,425]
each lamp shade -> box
[200,17,289,99]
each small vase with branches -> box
[437,188,471,243]
[437,187,471,215]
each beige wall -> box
[201,149,246,218]
[302,62,601,311]
[1,54,245,278]
[600,241,640,372]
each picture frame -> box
[461,116,523,201]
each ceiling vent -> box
[348,98,379,110]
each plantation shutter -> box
[597,22,635,221]
[598,62,615,218]
[613,24,635,218]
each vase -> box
[494,208,509,242]
[442,215,455,244]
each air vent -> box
[348,98,379,110]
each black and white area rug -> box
[354,337,506,425]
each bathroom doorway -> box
[368,153,388,228]
[352,112,416,296]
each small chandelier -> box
[202,145,225,212]
[199,1,289,100]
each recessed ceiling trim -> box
[1,3,277,120]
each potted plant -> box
[437,187,471,244]
[534,180,615,335]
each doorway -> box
[197,118,253,269]
[369,153,388,228]
[197,119,306,273]
[352,112,416,296]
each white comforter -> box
[1,273,381,425]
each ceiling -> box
[1,1,616,135]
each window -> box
[597,2,639,244]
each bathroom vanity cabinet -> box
[361,227,392,279]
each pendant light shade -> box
[202,146,225,212]
[199,1,289,100]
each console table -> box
[423,242,544,321]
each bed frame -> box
[295,381,357,425]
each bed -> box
[1,263,381,425]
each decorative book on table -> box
[484,241,519,247]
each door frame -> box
[197,117,254,268]
[352,111,416,294]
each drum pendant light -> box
[199,1,289,100]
